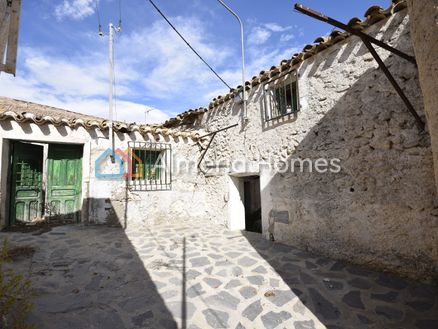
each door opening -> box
[9,141,83,225]
[10,142,44,224]
[243,176,262,233]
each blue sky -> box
[0,0,388,123]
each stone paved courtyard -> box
[2,219,438,329]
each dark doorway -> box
[243,176,262,233]
[10,141,44,224]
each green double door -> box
[10,142,83,224]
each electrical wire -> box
[94,0,102,33]
[118,0,122,28]
[148,0,232,90]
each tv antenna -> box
[145,108,155,123]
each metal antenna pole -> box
[108,23,115,160]
[216,0,247,121]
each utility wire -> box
[148,0,232,90]
[94,0,102,33]
[118,0,122,28]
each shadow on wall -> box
[24,198,181,329]
[242,14,438,329]
[259,18,438,282]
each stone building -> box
[0,0,436,283]
[0,97,205,228]
[162,0,438,282]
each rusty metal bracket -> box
[294,3,424,130]
[197,132,217,169]
[361,39,424,130]
[197,123,238,170]
[294,3,417,65]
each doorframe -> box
[5,140,14,226]
[228,175,246,231]
[228,172,262,232]
[5,139,85,225]
[5,139,48,226]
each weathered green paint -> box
[10,142,44,224]
[132,149,161,180]
[47,144,83,222]
[133,149,161,180]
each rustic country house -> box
[0,0,437,284]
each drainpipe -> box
[216,0,247,121]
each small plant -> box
[0,239,36,329]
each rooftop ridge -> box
[0,97,201,140]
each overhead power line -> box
[94,0,122,33]
[118,0,122,28]
[147,0,232,90]
[94,0,102,34]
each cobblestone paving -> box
[2,219,438,329]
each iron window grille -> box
[264,71,299,121]
[128,141,172,191]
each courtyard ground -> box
[1,218,437,329]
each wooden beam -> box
[5,0,21,75]
[294,3,417,65]
[294,2,424,130]
[0,0,11,62]
[362,39,424,130]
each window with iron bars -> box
[128,141,172,191]
[264,72,299,121]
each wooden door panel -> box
[10,142,44,224]
[47,144,83,222]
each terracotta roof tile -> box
[0,97,201,140]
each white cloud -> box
[54,0,95,21]
[264,23,292,33]
[280,33,295,42]
[247,27,271,45]
[0,46,170,124]
[0,14,302,124]
[0,72,169,124]
[116,16,234,101]
[247,22,294,46]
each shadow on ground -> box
[243,230,438,329]
[2,222,178,328]
[2,217,438,329]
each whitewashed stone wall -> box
[0,120,211,228]
[192,11,438,281]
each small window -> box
[265,72,299,120]
[132,149,162,181]
[128,142,171,191]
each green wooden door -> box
[47,144,83,222]
[10,142,44,224]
